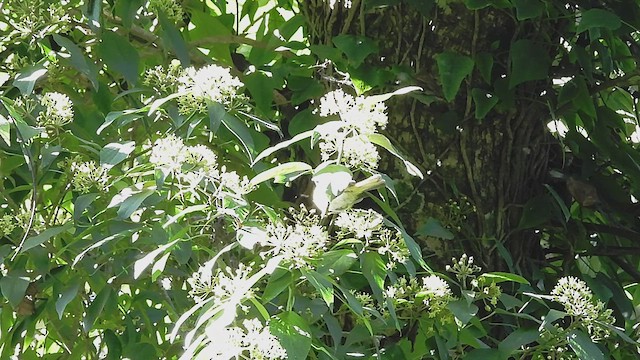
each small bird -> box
[327,174,385,214]
[566,176,601,208]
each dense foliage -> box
[0,0,640,359]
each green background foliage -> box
[1,0,640,359]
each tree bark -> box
[300,1,561,272]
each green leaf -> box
[104,329,123,360]
[133,239,180,279]
[465,349,503,359]
[512,0,544,20]
[475,52,494,83]
[222,114,255,162]
[252,129,314,166]
[117,190,154,219]
[448,299,479,326]
[471,88,499,119]
[207,101,225,132]
[317,249,357,277]
[0,272,30,308]
[509,39,550,88]
[498,328,540,355]
[567,330,605,360]
[517,194,555,229]
[74,193,100,220]
[85,0,102,30]
[13,64,47,95]
[151,252,171,281]
[249,162,312,188]
[303,270,334,307]
[21,222,73,253]
[576,9,621,33]
[332,35,378,67]
[262,268,296,302]
[97,109,144,134]
[99,31,140,85]
[83,287,113,333]
[270,312,312,359]
[415,217,454,239]
[541,309,568,330]
[363,86,423,105]
[361,252,387,301]
[0,113,10,146]
[56,280,80,319]
[158,12,190,67]
[100,141,136,170]
[367,133,423,178]
[435,52,474,102]
[108,187,155,220]
[53,35,99,90]
[464,0,492,10]
[481,272,530,285]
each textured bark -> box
[300,1,560,272]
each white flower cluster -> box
[259,206,329,269]
[149,135,249,194]
[446,254,481,282]
[202,318,287,360]
[335,209,409,268]
[265,222,329,269]
[38,92,74,127]
[177,64,244,114]
[143,60,183,95]
[317,89,388,169]
[384,275,454,319]
[187,263,253,305]
[70,160,110,194]
[335,209,384,239]
[551,276,615,340]
[6,0,71,41]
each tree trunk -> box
[300,1,561,273]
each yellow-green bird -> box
[327,174,385,214]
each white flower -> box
[219,168,250,194]
[187,263,253,305]
[202,325,244,359]
[178,64,244,113]
[184,144,218,172]
[265,222,329,269]
[342,135,379,169]
[149,134,186,172]
[70,160,110,193]
[550,276,615,340]
[335,209,384,239]
[422,275,452,298]
[202,319,286,360]
[318,89,388,135]
[39,92,73,126]
[243,319,288,360]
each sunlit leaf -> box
[249,162,312,188]
[100,141,136,170]
[270,312,312,359]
